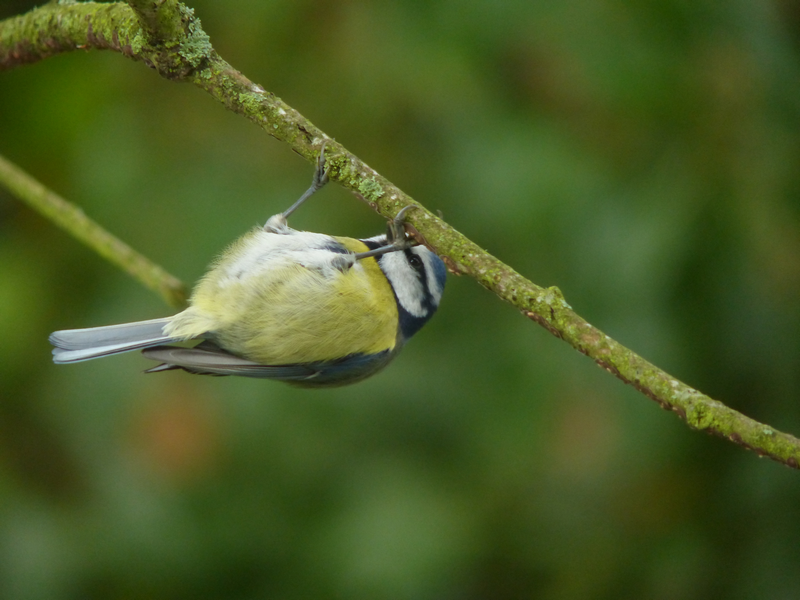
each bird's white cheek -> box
[381,253,425,317]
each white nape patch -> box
[420,248,444,306]
[219,230,353,285]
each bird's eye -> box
[408,254,423,270]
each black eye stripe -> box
[404,249,425,272]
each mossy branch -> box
[1,1,799,468]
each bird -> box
[49,144,446,387]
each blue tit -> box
[49,147,446,387]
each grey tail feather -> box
[49,317,183,364]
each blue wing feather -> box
[141,341,395,387]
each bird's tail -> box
[50,318,181,363]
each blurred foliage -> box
[1,0,800,598]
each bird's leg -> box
[264,140,331,233]
[354,206,418,260]
[282,140,330,219]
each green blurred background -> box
[2,1,800,598]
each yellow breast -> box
[167,231,399,365]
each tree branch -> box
[0,154,187,308]
[1,1,798,468]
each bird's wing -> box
[142,340,393,386]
